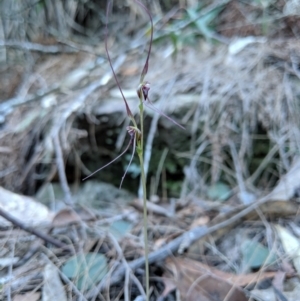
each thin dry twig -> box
[180,140,209,198]
[190,68,210,152]
[154,148,169,196]
[53,134,73,205]
[0,207,73,252]
[0,40,77,53]
[6,240,15,301]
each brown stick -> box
[0,207,73,252]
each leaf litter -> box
[0,1,300,300]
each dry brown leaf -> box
[164,257,285,301]
[165,257,248,301]
[52,208,81,227]
[167,257,278,288]
[160,276,177,298]
[13,292,40,301]
[190,216,210,228]
[153,237,168,250]
[257,200,300,218]
[224,270,278,287]
[51,201,96,225]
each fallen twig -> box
[0,40,77,53]
[53,134,73,206]
[0,207,73,252]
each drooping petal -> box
[144,100,185,130]
[134,0,153,83]
[82,135,134,181]
[119,134,137,189]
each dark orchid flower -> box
[137,81,185,130]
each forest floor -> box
[1,0,300,300]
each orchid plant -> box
[84,1,184,299]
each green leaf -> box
[207,182,231,201]
[241,239,276,269]
[61,253,107,291]
[187,7,222,39]
[109,220,133,240]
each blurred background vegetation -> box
[1,0,300,200]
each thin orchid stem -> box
[82,137,133,181]
[104,2,153,299]
[137,102,149,301]
[138,151,149,301]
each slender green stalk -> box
[138,153,149,301]
[104,2,160,298]
[137,101,150,301]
